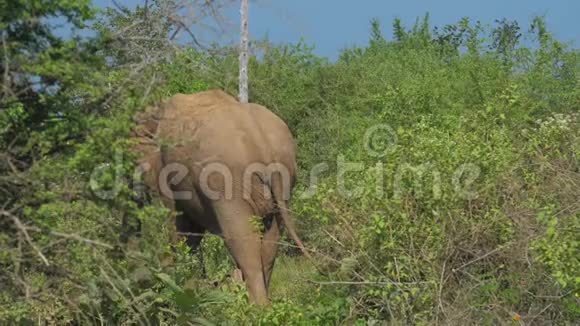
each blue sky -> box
[95,0,579,59]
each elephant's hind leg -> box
[214,200,269,305]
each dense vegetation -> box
[1,1,578,324]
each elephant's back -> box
[247,103,297,174]
[157,90,294,170]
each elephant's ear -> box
[132,106,161,139]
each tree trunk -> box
[239,0,249,104]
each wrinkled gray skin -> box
[131,90,309,305]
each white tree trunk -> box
[239,0,249,103]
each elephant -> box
[129,89,309,305]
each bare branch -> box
[1,209,50,266]
[1,30,14,97]
[167,15,206,49]
[43,229,114,249]
[310,280,433,286]
[451,244,509,273]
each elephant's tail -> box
[270,173,312,259]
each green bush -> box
[1,2,578,324]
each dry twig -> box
[1,209,50,266]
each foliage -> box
[1,1,578,324]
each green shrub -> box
[1,4,578,324]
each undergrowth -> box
[0,2,578,324]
